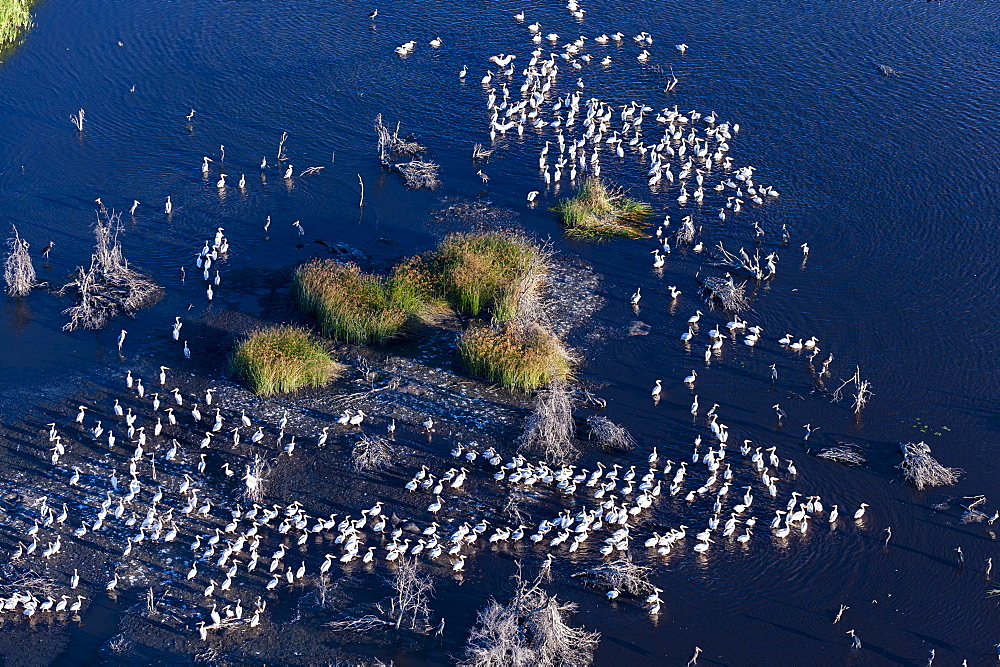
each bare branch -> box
[4,225,36,297]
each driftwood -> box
[520,379,577,465]
[874,62,900,77]
[698,274,750,313]
[3,225,36,297]
[584,415,635,453]
[394,160,441,190]
[571,559,655,597]
[674,215,696,245]
[461,565,600,667]
[899,441,961,490]
[374,114,440,189]
[815,443,866,466]
[352,434,393,472]
[242,453,271,503]
[960,496,988,524]
[713,242,765,279]
[59,207,162,331]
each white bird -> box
[117,329,127,351]
[676,43,689,54]
[631,288,642,305]
[854,503,869,520]
[651,380,662,398]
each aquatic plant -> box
[438,231,545,321]
[519,379,578,464]
[294,259,427,345]
[59,206,162,330]
[461,566,600,667]
[553,177,651,240]
[231,325,339,396]
[3,225,35,297]
[458,320,571,392]
[0,0,33,50]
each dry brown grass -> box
[438,232,545,321]
[458,320,571,392]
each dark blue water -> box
[2,0,1000,663]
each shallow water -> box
[2,0,1000,663]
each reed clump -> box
[458,320,571,392]
[438,232,545,321]
[0,0,33,48]
[231,326,339,395]
[553,178,651,240]
[294,259,430,345]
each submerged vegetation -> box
[231,325,339,395]
[553,178,651,240]
[0,0,33,50]
[459,320,571,392]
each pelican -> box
[651,380,662,398]
[853,503,869,520]
[684,370,697,385]
[631,287,642,305]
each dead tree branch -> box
[899,441,961,490]
[58,207,162,330]
[3,226,36,297]
[520,379,577,465]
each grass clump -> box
[231,325,339,395]
[438,232,545,321]
[0,0,33,49]
[458,320,571,392]
[295,259,426,345]
[553,177,651,240]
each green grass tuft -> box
[553,177,651,240]
[231,326,339,396]
[0,0,33,50]
[458,320,572,392]
[438,231,544,321]
[294,259,426,345]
